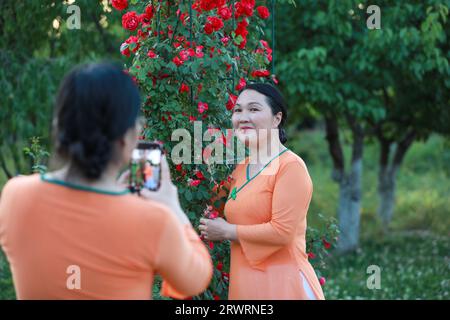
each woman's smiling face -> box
[232,89,282,146]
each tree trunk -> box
[336,160,363,253]
[376,130,416,231]
[377,164,398,231]
[325,115,364,253]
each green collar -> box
[228,148,289,201]
[40,173,130,196]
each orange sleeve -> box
[236,161,312,270]
[155,213,213,299]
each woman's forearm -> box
[226,223,239,243]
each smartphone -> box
[129,141,163,193]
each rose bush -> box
[114,0,337,299]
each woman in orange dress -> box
[0,63,212,299]
[200,83,325,300]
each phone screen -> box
[129,141,162,193]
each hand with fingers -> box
[135,155,190,225]
[199,217,238,242]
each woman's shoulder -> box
[1,174,41,197]
[278,150,310,176]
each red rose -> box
[211,17,224,30]
[205,16,223,34]
[234,19,249,48]
[195,170,205,180]
[139,6,153,25]
[145,5,154,19]
[251,69,270,77]
[197,101,209,114]
[226,93,237,110]
[147,50,157,58]
[189,179,201,187]
[257,6,270,19]
[260,39,270,49]
[120,35,139,57]
[235,19,249,37]
[216,261,223,271]
[175,164,183,172]
[187,48,196,57]
[204,23,214,34]
[209,210,219,219]
[221,36,230,46]
[200,0,217,11]
[238,37,247,49]
[195,45,204,58]
[319,277,326,286]
[323,239,332,249]
[111,0,128,11]
[235,0,255,18]
[307,252,316,259]
[173,56,183,66]
[179,50,190,61]
[235,78,246,91]
[180,83,189,94]
[122,11,139,31]
[217,6,232,20]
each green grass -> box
[0,129,449,299]
[322,231,450,300]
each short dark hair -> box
[54,62,141,180]
[240,83,288,143]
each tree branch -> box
[324,115,345,181]
[346,113,364,162]
[393,129,416,167]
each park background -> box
[0,0,449,299]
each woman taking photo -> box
[0,62,212,299]
[199,83,325,300]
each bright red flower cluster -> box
[122,11,139,31]
[204,16,224,34]
[235,0,255,18]
[251,69,270,78]
[226,93,237,111]
[234,19,249,49]
[257,5,270,19]
[120,35,139,57]
[111,0,128,11]
[217,6,232,20]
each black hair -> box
[54,62,141,180]
[240,83,288,143]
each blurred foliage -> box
[276,0,449,136]
[0,0,126,179]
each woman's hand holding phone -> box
[140,155,190,225]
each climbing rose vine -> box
[114,0,337,300]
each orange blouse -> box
[221,149,325,300]
[0,174,212,299]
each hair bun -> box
[67,132,112,179]
[279,128,288,144]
